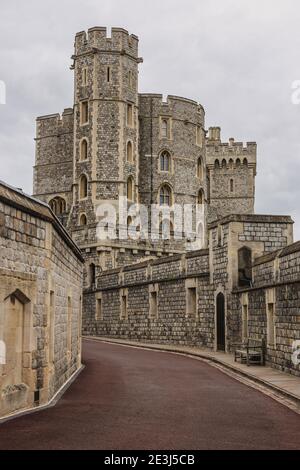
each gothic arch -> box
[79,213,87,226]
[159,150,171,172]
[80,138,88,161]
[79,174,88,199]
[198,189,204,205]
[127,176,134,201]
[159,183,173,206]
[49,197,66,216]
[197,157,203,179]
[126,140,133,163]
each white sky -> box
[0,0,300,238]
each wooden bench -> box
[234,338,265,366]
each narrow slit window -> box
[127,104,133,127]
[81,101,89,125]
[150,291,158,319]
[82,68,88,86]
[96,298,102,320]
[121,295,128,319]
[267,303,275,346]
[161,119,169,138]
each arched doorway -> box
[216,293,225,351]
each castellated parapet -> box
[206,127,256,222]
[74,27,139,58]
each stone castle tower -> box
[33,27,256,278]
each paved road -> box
[0,339,299,450]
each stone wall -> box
[33,109,74,215]
[83,249,215,347]
[139,94,206,209]
[0,182,83,418]
[233,243,300,377]
[82,214,299,378]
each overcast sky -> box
[1,0,300,238]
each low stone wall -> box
[235,242,300,377]
[83,250,215,347]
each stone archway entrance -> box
[216,293,226,351]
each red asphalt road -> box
[0,339,299,450]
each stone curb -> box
[84,336,300,411]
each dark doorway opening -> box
[216,293,225,351]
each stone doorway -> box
[216,292,226,351]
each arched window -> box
[214,159,220,169]
[197,222,204,249]
[59,199,66,214]
[159,218,173,240]
[243,158,248,167]
[230,179,234,193]
[81,101,89,125]
[197,158,203,179]
[127,177,134,201]
[238,247,252,287]
[222,159,227,168]
[159,184,172,206]
[89,263,96,288]
[49,197,66,216]
[161,119,168,138]
[127,141,133,162]
[127,104,133,127]
[80,213,87,226]
[79,174,88,199]
[50,199,57,214]
[80,139,88,161]
[198,189,204,205]
[236,158,241,167]
[160,151,170,172]
[229,159,234,169]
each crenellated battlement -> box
[36,108,74,138]
[74,26,139,58]
[206,127,256,166]
[139,93,205,125]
